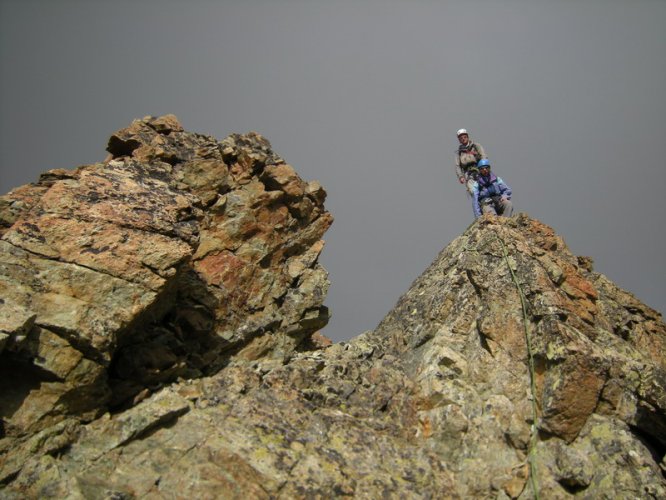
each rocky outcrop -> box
[367,215,666,497]
[1,118,665,498]
[0,115,333,461]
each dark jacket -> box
[472,172,512,217]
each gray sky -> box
[1,0,665,342]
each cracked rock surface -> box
[0,115,332,453]
[1,118,665,498]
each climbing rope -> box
[494,231,540,500]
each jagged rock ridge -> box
[0,115,332,447]
[1,117,665,498]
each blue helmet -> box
[477,159,491,169]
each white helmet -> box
[456,128,468,137]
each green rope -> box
[495,232,540,500]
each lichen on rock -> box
[0,115,333,456]
[1,118,665,498]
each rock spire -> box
[1,117,664,498]
[0,115,332,440]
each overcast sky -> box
[1,0,664,342]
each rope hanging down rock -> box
[495,232,540,500]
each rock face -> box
[0,115,332,457]
[1,118,665,498]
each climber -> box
[472,159,513,218]
[454,128,487,194]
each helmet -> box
[477,159,491,169]
[457,128,468,137]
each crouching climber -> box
[472,159,513,218]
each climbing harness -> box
[457,143,483,170]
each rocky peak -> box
[1,118,665,498]
[369,214,665,496]
[0,115,333,439]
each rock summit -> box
[1,116,664,498]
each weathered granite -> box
[1,118,664,498]
[0,115,332,452]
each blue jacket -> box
[472,172,512,217]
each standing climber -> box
[472,159,513,218]
[455,128,487,194]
